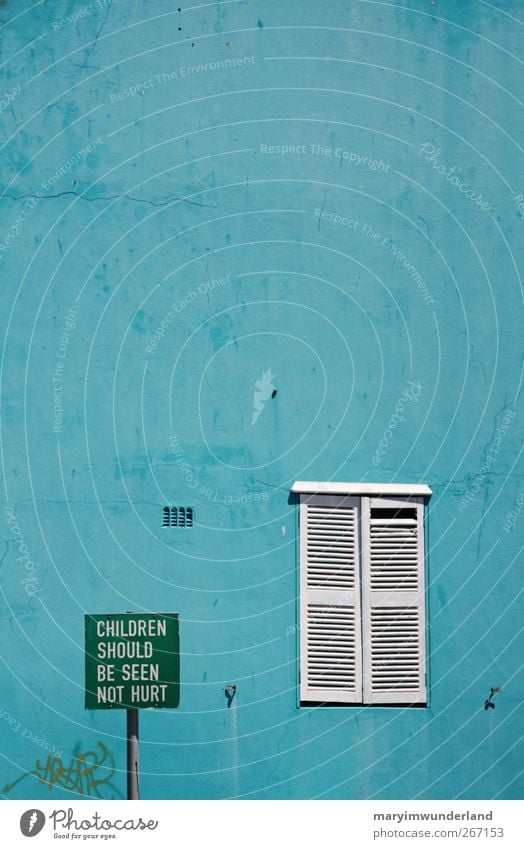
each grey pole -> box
[126,708,139,800]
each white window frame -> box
[294,482,431,706]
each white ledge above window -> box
[291,481,432,497]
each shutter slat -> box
[369,516,419,592]
[306,603,357,688]
[305,501,358,591]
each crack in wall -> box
[0,190,217,209]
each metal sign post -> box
[84,612,180,800]
[126,708,139,800]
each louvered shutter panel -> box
[300,494,362,703]
[361,496,426,704]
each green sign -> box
[85,613,180,710]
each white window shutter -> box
[300,494,362,703]
[361,496,426,704]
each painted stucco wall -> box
[1,0,523,800]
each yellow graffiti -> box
[4,740,122,798]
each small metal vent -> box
[163,507,194,527]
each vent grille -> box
[306,604,355,690]
[306,504,356,589]
[370,508,418,591]
[163,506,194,527]
[370,607,420,692]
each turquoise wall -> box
[1,0,523,800]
